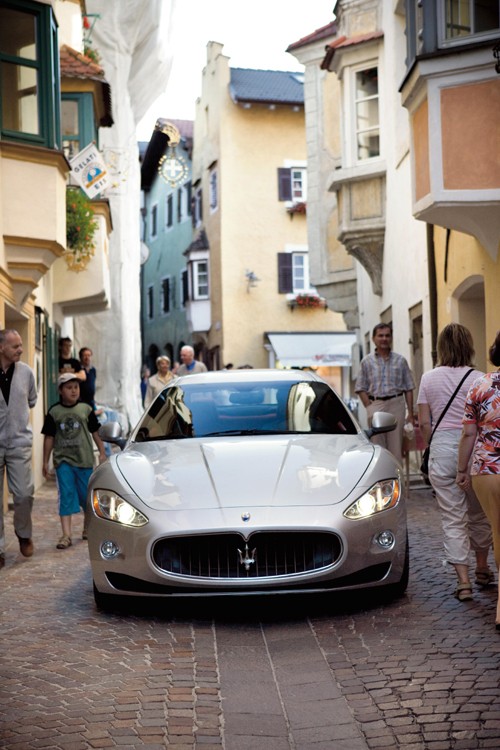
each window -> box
[166,194,173,228]
[181,269,189,306]
[0,1,60,148]
[277,251,313,293]
[192,260,209,299]
[186,183,192,217]
[160,277,171,314]
[147,284,154,320]
[444,0,499,40]
[177,188,183,223]
[209,166,218,212]
[150,204,158,238]
[192,186,202,227]
[354,67,379,161]
[278,166,307,202]
[61,93,96,160]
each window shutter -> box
[277,253,293,293]
[277,168,292,201]
[182,270,189,305]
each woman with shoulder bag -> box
[457,331,500,630]
[417,324,492,601]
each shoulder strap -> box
[428,368,475,445]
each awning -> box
[265,332,357,368]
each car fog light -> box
[376,531,395,549]
[100,540,120,559]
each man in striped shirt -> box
[355,323,415,464]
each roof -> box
[321,31,384,70]
[229,68,304,106]
[60,44,113,127]
[286,21,337,53]
[185,229,209,254]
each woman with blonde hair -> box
[144,356,174,408]
[417,323,492,601]
[458,331,500,629]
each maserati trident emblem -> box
[237,543,257,571]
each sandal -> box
[475,568,495,587]
[56,535,72,549]
[455,582,473,601]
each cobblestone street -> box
[1,477,500,749]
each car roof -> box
[173,369,321,386]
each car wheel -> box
[386,533,410,598]
[93,581,120,612]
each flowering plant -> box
[287,201,307,217]
[66,188,98,272]
[295,293,324,308]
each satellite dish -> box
[140,242,150,265]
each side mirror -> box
[365,411,397,439]
[98,421,127,450]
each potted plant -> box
[66,188,98,272]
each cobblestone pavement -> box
[1,477,500,749]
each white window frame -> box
[209,166,218,213]
[352,64,380,163]
[192,259,209,300]
[283,159,307,204]
[439,0,500,46]
[283,244,316,295]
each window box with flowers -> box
[286,201,306,218]
[286,292,328,310]
[66,188,98,272]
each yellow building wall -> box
[433,225,500,370]
[196,44,345,369]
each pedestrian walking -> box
[78,347,97,410]
[176,345,208,376]
[418,323,492,601]
[355,323,415,463]
[144,355,174,408]
[457,330,500,629]
[42,373,106,548]
[58,336,86,382]
[0,329,37,566]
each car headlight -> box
[92,489,149,526]
[344,479,400,519]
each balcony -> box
[401,46,500,259]
[1,142,69,308]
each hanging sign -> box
[70,142,110,198]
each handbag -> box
[420,368,474,484]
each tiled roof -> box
[60,44,106,82]
[229,68,304,106]
[287,21,337,52]
[321,31,384,69]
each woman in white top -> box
[417,324,492,601]
[144,356,174,408]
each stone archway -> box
[452,275,486,371]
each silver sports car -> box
[88,369,408,609]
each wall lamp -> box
[245,270,260,292]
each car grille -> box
[152,532,342,579]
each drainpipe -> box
[426,223,438,367]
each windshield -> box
[131,380,358,442]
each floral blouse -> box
[463,371,500,475]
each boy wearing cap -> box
[42,373,106,549]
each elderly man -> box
[176,345,208,376]
[0,329,37,566]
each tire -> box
[93,581,121,612]
[385,533,410,599]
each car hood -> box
[115,434,375,510]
